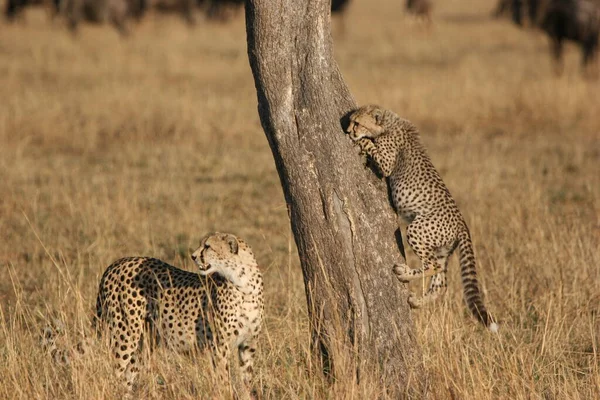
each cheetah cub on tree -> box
[95,232,263,396]
[346,105,498,332]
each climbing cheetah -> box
[94,232,264,396]
[346,105,498,332]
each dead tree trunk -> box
[245,0,426,395]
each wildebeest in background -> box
[4,0,60,20]
[200,0,243,21]
[497,0,550,26]
[331,0,351,36]
[61,0,136,35]
[493,0,512,18]
[331,0,351,14]
[541,0,600,76]
[507,0,600,77]
[141,0,197,25]
[405,0,432,24]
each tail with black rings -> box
[457,229,498,332]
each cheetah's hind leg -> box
[407,271,447,308]
[393,260,440,282]
[394,218,448,282]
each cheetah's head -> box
[191,232,258,286]
[346,105,387,141]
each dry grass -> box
[1,0,599,398]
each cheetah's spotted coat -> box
[346,105,497,331]
[95,232,263,395]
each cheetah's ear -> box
[226,235,239,254]
[372,108,384,125]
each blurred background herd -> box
[4,0,600,79]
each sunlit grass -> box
[1,0,598,398]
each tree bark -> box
[245,0,426,395]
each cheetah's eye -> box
[204,243,210,250]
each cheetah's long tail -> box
[457,230,498,332]
[40,318,92,366]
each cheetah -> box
[346,105,498,332]
[94,232,264,396]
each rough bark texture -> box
[245,0,426,395]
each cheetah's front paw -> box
[352,138,373,167]
[354,137,372,150]
[393,263,413,282]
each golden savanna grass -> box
[1,0,599,398]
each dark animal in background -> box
[331,0,351,35]
[61,0,198,35]
[62,0,132,35]
[4,0,60,20]
[493,0,512,18]
[5,0,38,20]
[493,0,545,26]
[504,0,550,27]
[506,0,600,76]
[201,0,243,21]
[142,0,197,25]
[405,0,432,23]
[331,0,351,14]
[540,0,600,76]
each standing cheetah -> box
[346,105,498,332]
[95,232,264,396]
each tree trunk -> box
[245,0,426,395]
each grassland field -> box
[0,0,599,398]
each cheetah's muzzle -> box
[198,253,208,270]
[191,250,209,270]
